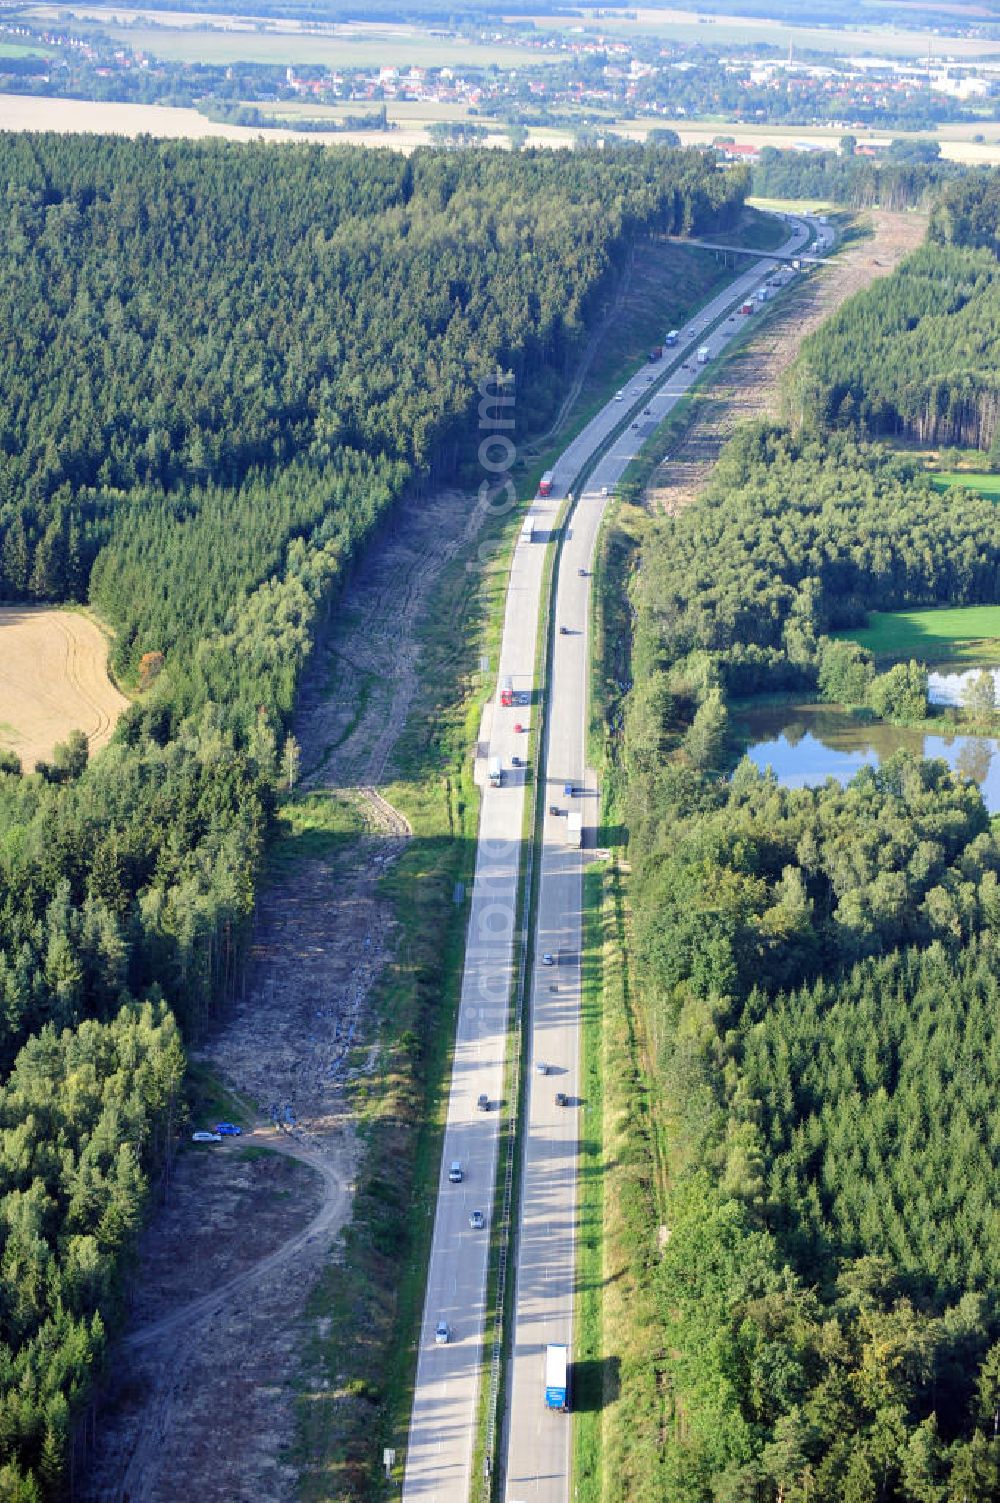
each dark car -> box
[477,1093,490,1112]
[555,1091,568,1108]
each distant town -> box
[3,9,1000,135]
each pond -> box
[927,665,1000,707]
[737,701,1000,814]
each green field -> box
[931,469,1000,499]
[46,17,551,69]
[837,606,1000,663]
[525,7,1000,60]
[0,41,49,56]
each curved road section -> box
[403,215,821,1503]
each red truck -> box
[501,675,514,708]
[648,345,663,361]
[740,301,754,315]
[538,470,555,497]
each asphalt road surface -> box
[502,215,815,1503]
[402,214,818,1503]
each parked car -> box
[469,1210,485,1230]
[214,1122,242,1136]
[435,1320,451,1345]
[477,1093,490,1112]
[192,1131,223,1143]
[448,1160,463,1183]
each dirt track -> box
[81,488,488,1501]
[645,211,928,514]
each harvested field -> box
[644,210,928,515]
[0,605,128,768]
[0,92,433,146]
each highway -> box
[402,214,819,1503]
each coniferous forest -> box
[621,170,1000,1499]
[0,134,745,1495]
[789,173,1000,453]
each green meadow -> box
[931,470,1000,500]
[836,605,1000,664]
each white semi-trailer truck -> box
[545,1344,568,1412]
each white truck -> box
[488,756,503,788]
[521,516,535,544]
[545,1344,569,1412]
[696,345,710,365]
[566,812,582,849]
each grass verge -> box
[573,863,607,1503]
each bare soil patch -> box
[0,605,127,768]
[645,211,928,514]
[82,1140,326,1503]
[80,487,488,1502]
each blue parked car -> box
[214,1122,242,1136]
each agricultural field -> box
[526,5,1000,60]
[836,605,1000,663]
[0,606,128,768]
[0,91,444,143]
[20,7,551,69]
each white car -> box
[542,952,555,967]
[615,389,625,401]
[192,1131,223,1143]
[435,1320,451,1345]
